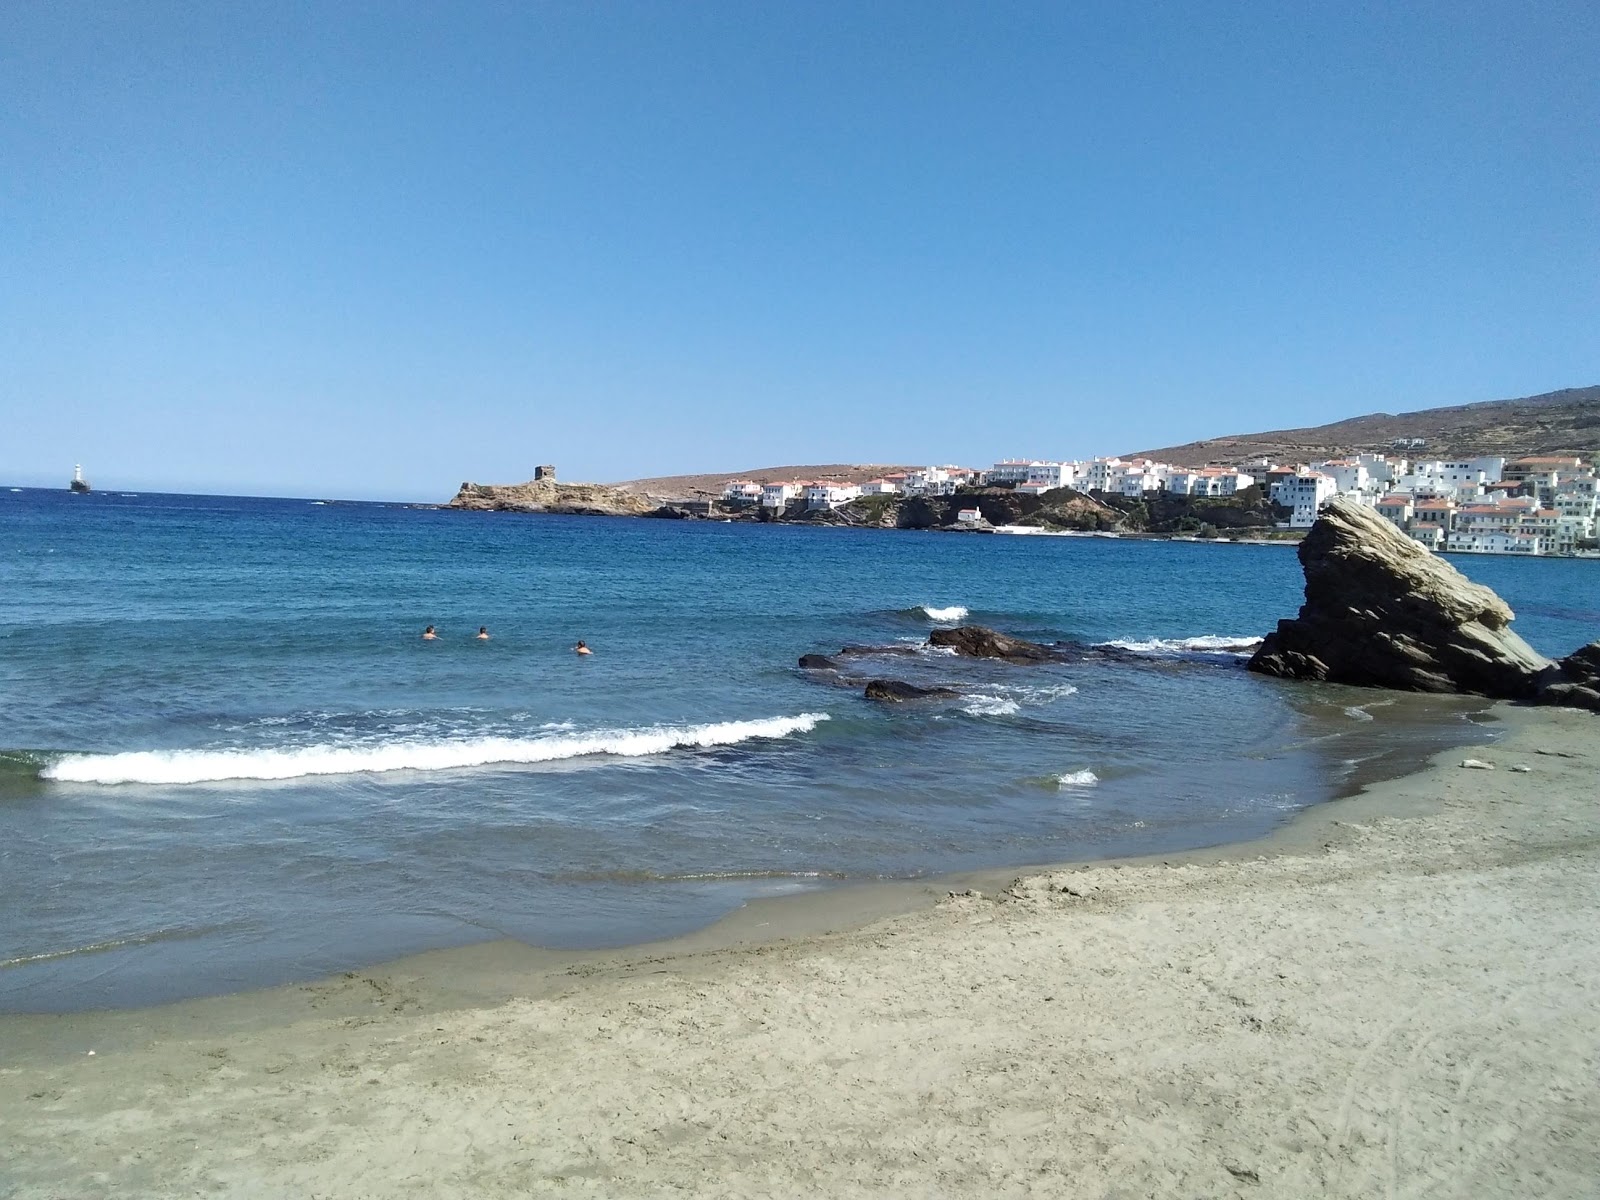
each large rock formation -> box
[1248,499,1557,697]
[447,479,655,517]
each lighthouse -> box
[70,464,91,494]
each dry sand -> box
[2,704,1597,1198]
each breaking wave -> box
[961,694,1021,717]
[1097,635,1264,656]
[40,714,831,786]
[1056,770,1099,788]
[917,605,969,622]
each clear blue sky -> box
[3,2,1596,499]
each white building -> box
[760,481,804,509]
[984,460,1041,486]
[805,483,862,510]
[721,480,764,504]
[1271,472,1338,528]
[1023,462,1075,491]
[858,478,900,496]
[904,467,957,497]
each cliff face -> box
[447,479,655,517]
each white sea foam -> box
[43,714,831,786]
[962,695,1020,716]
[918,604,969,622]
[1056,770,1099,788]
[1005,683,1080,703]
[1098,634,1264,656]
[1342,705,1376,722]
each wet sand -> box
[2,703,1597,1198]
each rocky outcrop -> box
[928,626,1059,662]
[447,479,655,517]
[1248,500,1558,698]
[798,654,839,670]
[864,679,959,702]
[1545,642,1600,711]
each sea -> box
[3,487,1595,1013]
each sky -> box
[2,2,1597,500]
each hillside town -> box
[721,448,1599,556]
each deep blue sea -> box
[3,487,1595,1011]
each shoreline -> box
[7,703,1598,1195]
[0,689,1489,1022]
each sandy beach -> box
[2,703,1596,1198]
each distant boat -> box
[69,464,91,494]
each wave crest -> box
[1097,635,1263,656]
[917,605,969,622]
[1057,770,1099,788]
[41,714,831,786]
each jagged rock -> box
[1544,641,1600,710]
[928,625,1058,662]
[798,654,839,670]
[863,679,959,702]
[644,505,692,519]
[1248,499,1557,698]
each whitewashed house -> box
[721,480,764,504]
[760,481,804,509]
[805,483,862,510]
[858,478,901,496]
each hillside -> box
[1132,385,1600,467]
[610,464,922,499]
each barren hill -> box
[1132,385,1600,467]
[610,464,923,499]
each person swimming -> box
[476,627,490,640]
[422,625,439,640]
[575,640,592,656]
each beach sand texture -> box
[2,706,1596,1198]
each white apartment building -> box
[1075,457,1126,493]
[904,468,958,497]
[984,460,1041,486]
[1271,472,1338,528]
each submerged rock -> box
[928,625,1058,662]
[798,654,839,670]
[1248,500,1557,699]
[864,679,959,702]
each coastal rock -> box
[864,679,959,702]
[798,654,840,670]
[928,625,1058,663]
[1543,641,1600,711]
[446,479,655,517]
[1248,499,1556,698]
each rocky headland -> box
[1249,498,1599,711]
[447,479,655,517]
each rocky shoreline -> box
[445,477,1300,539]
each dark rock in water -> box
[864,679,959,702]
[645,505,692,519]
[1248,500,1557,699]
[798,654,839,670]
[928,625,1058,662]
[836,644,920,658]
[1545,641,1600,711]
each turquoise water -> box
[2,488,1594,1011]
